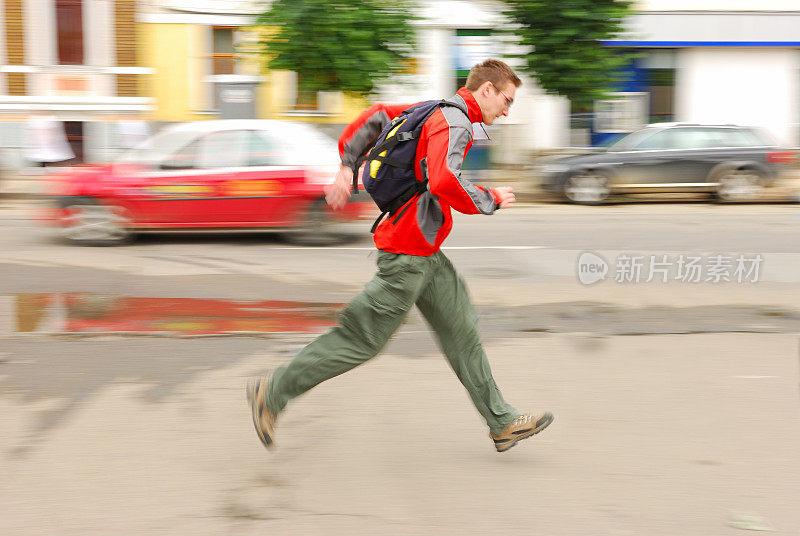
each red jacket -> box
[339,87,500,256]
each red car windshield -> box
[116,130,199,168]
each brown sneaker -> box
[246,375,277,449]
[490,412,554,452]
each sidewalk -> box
[2,330,799,535]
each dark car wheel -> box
[563,171,611,205]
[61,198,133,246]
[714,169,764,202]
[284,198,345,246]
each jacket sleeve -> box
[425,122,498,215]
[338,103,410,170]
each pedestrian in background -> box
[248,59,553,453]
[24,114,74,168]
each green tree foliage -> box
[503,0,636,109]
[257,0,418,99]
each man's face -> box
[481,81,516,126]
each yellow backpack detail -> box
[370,118,407,179]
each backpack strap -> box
[369,153,414,170]
[369,211,389,233]
[404,99,467,142]
[365,135,413,168]
[349,143,372,193]
[438,98,470,123]
[369,179,429,233]
[349,131,382,193]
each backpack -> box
[352,99,470,232]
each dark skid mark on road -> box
[4,293,343,337]
[479,301,800,336]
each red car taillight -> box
[766,151,796,164]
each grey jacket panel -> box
[442,95,472,130]
[416,190,444,245]
[438,95,496,215]
[417,158,443,245]
[341,110,391,169]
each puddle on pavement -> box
[0,293,343,336]
[4,294,800,338]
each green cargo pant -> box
[265,250,519,435]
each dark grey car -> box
[538,123,796,203]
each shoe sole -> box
[246,379,274,449]
[494,412,554,453]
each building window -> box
[454,29,494,88]
[211,27,238,110]
[295,74,319,111]
[634,50,676,124]
[646,68,675,124]
[212,27,236,75]
[56,0,84,65]
[115,0,136,67]
[63,121,84,164]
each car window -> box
[631,129,677,150]
[669,128,721,149]
[606,129,659,151]
[269,124,339,166]
[745,128,775,146]
[246,131,279,166]
[197,130,249,168]
[118,130,199,168]
[159,139,201,170]
[711,128,766,147]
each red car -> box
[44,120,373,245]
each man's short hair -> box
[465,59,522,91]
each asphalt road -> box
[1,200,799,535]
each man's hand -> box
[325,164,353,211]
[493,186,516,209]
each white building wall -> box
[25,0,56,68]
[627,12,800,41]
[637,0,800,11]
[676,48,800,146]
[374,26,454,103]
[427,27,456,100]
[85,0,115,67]
[493,85,570,162]
[529,92,571,149]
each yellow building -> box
[139,1,366,126]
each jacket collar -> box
[457,87,484,124]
